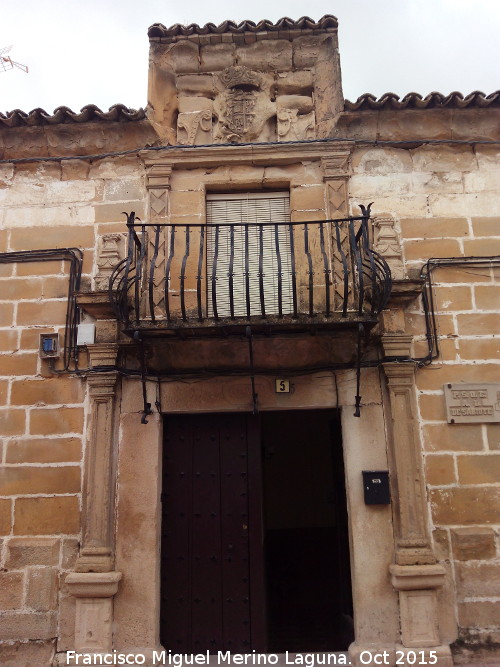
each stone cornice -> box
[141,141,354,169]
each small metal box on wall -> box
[362,470,390,505]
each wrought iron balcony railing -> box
[109,209,391,335]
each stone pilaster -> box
[322,146,353,310]
[382,333,448,657]
[76,344,119,574]
[145,161,172,222]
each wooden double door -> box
[160,410,352,653]
[160,413,265,653]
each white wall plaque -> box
[444,383,500,423]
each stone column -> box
[66,343,122,656]
[382,334,450,660]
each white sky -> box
[1,0,499,114]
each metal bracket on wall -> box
[134,332,153,424]
[354,323,364,418]
[246,326,259,415]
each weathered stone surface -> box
[458,601,500,628]
[400,217,469,239]
[351,147,413,174]
[0,466,80,495]
[236,40,292,71]
[61,538,80,569]
[456,562,500,598]
[0,571,24,609]
[0,640,56,667]
[26,567,58,611]
[14,497,80,535]
[487,424,500,450]
[161,40,200,74]
[176,74,214,97]
[0,498,12,534]
[6,438,82,464]
[430,487,500,525]
[0,612,57,640]
[451,526,496,560]
[6,537,60,568]
[200,43,235,72]
[411,145,477,172]
[425,454,456,486]
[29,407,84,435]
[276,70,314,96]
[10,377,83,406]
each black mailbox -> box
[362,470,390,505]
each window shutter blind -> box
[206,192,293,317]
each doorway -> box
[262,410,353,652]
[160,409,353,653]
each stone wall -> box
[0,153,146,664]
[350,142,500,647]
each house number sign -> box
[275,379,290,393]
[444,383,500,423]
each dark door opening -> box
[262,410,353,652]
[160,409,353,653]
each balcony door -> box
[206,192,293,318]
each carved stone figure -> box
[177,109,212,145]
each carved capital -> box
[390,564,446,591]
[66,571,122,598]
[373,215,404,280]
[382,333,414,359]
[88,343,119,368]
[146,162,173,190]
[321,146,353,180]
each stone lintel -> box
[381,333,414,359]
[390,564,446,591]
[66,571,122,598]
[140,142,354,170]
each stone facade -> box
[0,14,499,667]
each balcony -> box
[109,209,392,338]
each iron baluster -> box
[334,221,350,317]
[164,226,176,323]
[196,226,205,322]
[258,224,266,318]
[180,226,190,322]
[274,223,283,318]
[289,223,298,317]
[304,223,314,316]
[135,224,147,325]
[244,224,251,319]
[229,224,235,319]
[148,225,161,323]
[319,222,330,317]
[211,224,220,320]
[349,219,364,316]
